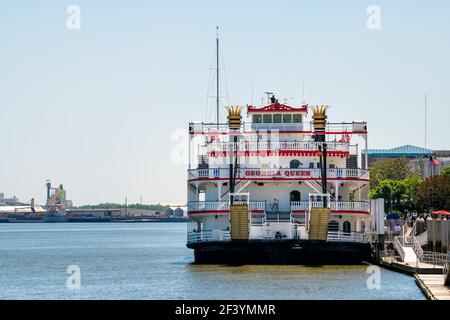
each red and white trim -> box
[247,103,308,114]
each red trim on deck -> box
[189,210,369,216]
[190,131,367,135]
[247,103,308,113]
[188,210,229,215]
[188,177,369,183]
[208,150,350,158]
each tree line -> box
[369,158,450,214]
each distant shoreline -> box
[0,217,191,224]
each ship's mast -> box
[216,26,220,129]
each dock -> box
[380,258,444,275]
[415,274,450,300]
[379,234,450,300]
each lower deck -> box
[188,239,372,265]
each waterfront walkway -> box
[382,233,450,300]
[415,274,450,300]
[381,258,444,274]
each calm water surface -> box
[0,223,425,300]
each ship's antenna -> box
[251,81,254,105]
[301,81,305,105]
[424,93,427,149]
[216,26,220,129]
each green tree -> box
[369,158,412,189]
[400,174,422,213]
[415,175,450,212]
[369,174,422,213]
[441,167,450,177]
[369,180,404,212]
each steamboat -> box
[186,96,372,264]
[186,33,372,264]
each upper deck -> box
[189,121,367,136]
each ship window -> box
[273,114,282,123]
[290,190,301,202]
[343,221,351,234]
[263,114,272,123]
[283,114,292,123]
[253,114,262,123]
[293,114,302,123]
[290,160,301,169]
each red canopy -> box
[432,210,450,215]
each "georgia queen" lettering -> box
[244,170,311,177]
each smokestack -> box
[226,106,243,129]
[312,105,328,142]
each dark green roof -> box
[363,145,432,158]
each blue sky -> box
[1,1,449,205]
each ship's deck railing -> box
[189,121,367,135]
[187,201,265,212]
[327,231,369,242]
[202,141,350,153]
[290,201,370,212]
[187,230,231,243]
[186,230,369,244]
[188,168,368,180]
[188,201,370,215]
[188,201,370,214]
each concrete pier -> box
[415,274,450,300]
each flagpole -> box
[424,94,427,149]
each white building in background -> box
[0,193,19,205]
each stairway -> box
[220,180,251,201]
[305,180,323,194]
[304,180,335,201]
[346,155,358,169]
[198,155,208,169]
[402,247,418,264]
[230,204,249,241]
[308,208,330,241]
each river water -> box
[0,223,425,300]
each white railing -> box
[233,201,266,212]
[187,230,231,244]
[188,201,370,214]
[204,141,350,153]
[394,236,448,271]
[290,201,309,211]
[189,121,367,135]
[327,231,369,243]
[394,237,406,261]
[187,230,369,243]
[331,201,370,212]
[416,231,428,247]
[188,201,229,212]
[421,252,448,267]
[187,201,266,213]
[396,236,424,260]
[188,168,369,180]
[290,201,370,213]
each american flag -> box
[338,131,351,143]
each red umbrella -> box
[432,210,450,215]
